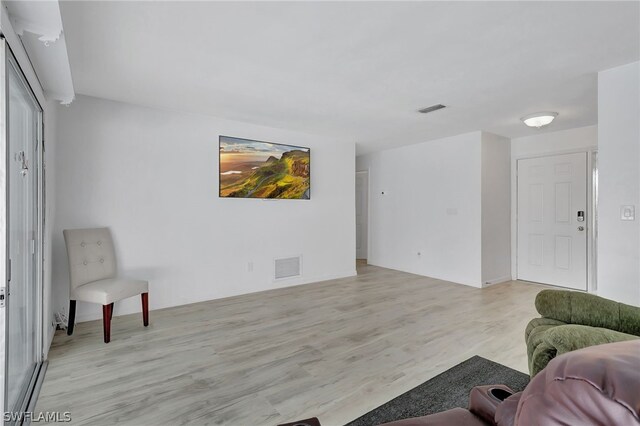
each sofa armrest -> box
[544,324,638,355]
[535,290,640,336]
[468,384,514,425]
[525,317,566,342]
[495,392,522,426]
[528,324,639,376]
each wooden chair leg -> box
[141,292,149,327]
[102,304,112,343]
[67,300,76,335]
[109,302,114,321]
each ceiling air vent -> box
[418,104,447,114]
[275,256,302,280]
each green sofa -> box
[526,289,640,376]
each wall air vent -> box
[418,104,447,114]
[274,256,302,280]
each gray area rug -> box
[345,356,530,426]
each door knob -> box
[578,226,585,231]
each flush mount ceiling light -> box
[521,112,558,128]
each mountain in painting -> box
[220,149,310,199]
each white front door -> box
[355,171,368,260]
[517,152,588,290]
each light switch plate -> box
[621,205,635,221]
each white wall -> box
[481,132,511,284]
[356,132,484,287]
[54,95,356,322]
[511,125,597,158]
[510,125,598,282]
[597,61,640,305]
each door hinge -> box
[0,287,5,308]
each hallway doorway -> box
[356,170,369,263]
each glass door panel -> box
[6,50,41,414]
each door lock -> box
[0,287,5,308]
[578,226,585,231]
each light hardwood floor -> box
[36,264,547,425]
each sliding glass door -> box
[0,39,44,420]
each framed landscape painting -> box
[219,136,310,199]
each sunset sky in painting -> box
[219,136,309,163]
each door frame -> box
[0,38,46,420]
[513,147,598,293]
[355,169,370,262]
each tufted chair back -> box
[63,227,117,290]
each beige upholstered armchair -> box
[63,227,149,343]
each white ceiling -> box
[59,1,639,154]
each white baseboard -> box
[483,275,512,287]
[365,260,483,288]
[276,269,358,287]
